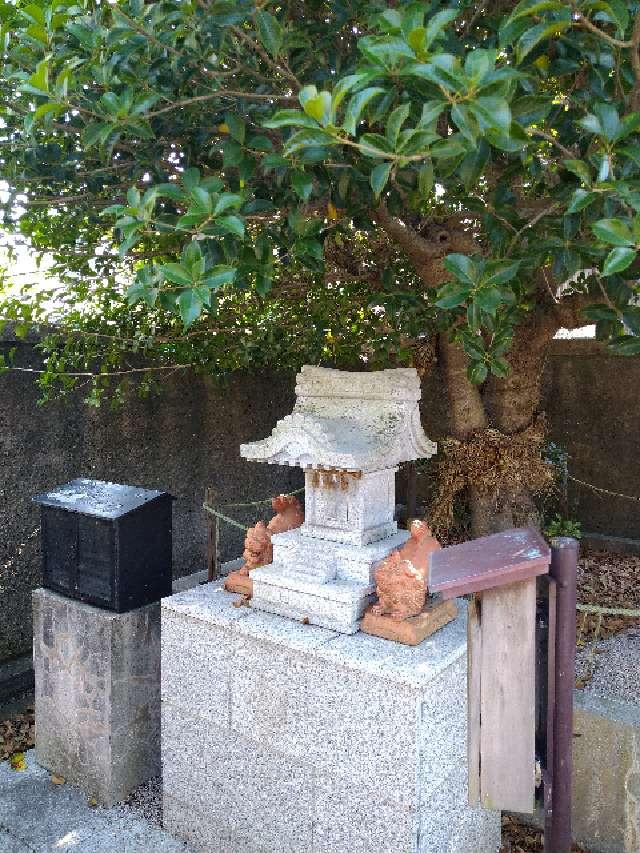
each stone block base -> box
[361,597,459,646]
[33,588,161,806]
[161,582,500,853]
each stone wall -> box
[1,331,638,663]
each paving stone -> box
[33,588,161,807]
[0,752,189,853]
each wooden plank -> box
[479,577,537,814]
[205,487,218,582]
[429,527,550,599]
[467,594,481,808]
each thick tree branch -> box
[374,205,445,279]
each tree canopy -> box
[1,0,639,527]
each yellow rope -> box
[576,603,640,617]
[568,475,640,503]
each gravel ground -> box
[125,775,163,827]
[576,625,640,702]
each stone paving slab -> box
[0,752,191,853]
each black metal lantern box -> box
[33,479,173,613]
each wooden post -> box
[406,462,417,523]
[429,527,551,815]
[205,488,219,582]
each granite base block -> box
[33,588,161,806]
[161,582,500,853]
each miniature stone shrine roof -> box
[240,366,437,472]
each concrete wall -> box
[1,332,638,663]
[0,331,302,663]
[543,339,640,540]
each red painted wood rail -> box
[429,526,551,598]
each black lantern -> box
[33,479,173,612]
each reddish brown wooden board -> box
[429,526,550,599]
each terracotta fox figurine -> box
[371,520,441,620]
[235,494,304,577]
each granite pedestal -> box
[33,588,161,806]
[161,582,500,853]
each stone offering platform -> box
[161,582,500,853]
[33,588,161,807]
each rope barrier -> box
[568,475,640,503]
[202,487,305,532]
[202,503,250,531]
[218,487,305,510]
[576,602,640,617]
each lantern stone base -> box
[161,582,500,853]
[32,588,161,806]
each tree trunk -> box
[437,312,558,538]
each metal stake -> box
[544,536,579,853]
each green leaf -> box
[484,260,521,286]
[578,113,602,135]
[567,189,598,214]
[584,303,619,322]
[418,161,434,197]
[602,246,636,275]
[419,100,447,127]
[516,20,572,62]
[302,91,332,125]
[183,168,201,191]
[592,218,634,246]
[370,162,392,198]
[161,263,193,286]
[507,0,566,22]
[593,102,621,142]
[255,9,283,57]
[423,8,459,48]
[331,73,378,115]
[435,281,472,308]
[224,113,246,143]
[25,59,49,95]
[190,186,213,213]
[385,103,411,147]
[431,136,467,159]
[201,265,237,290]
[443,254,478,285]
[475,287,504,314]
[342,87,386,136]
[563,159,592,184]
[471,97,512,133]
[213,192,242,215]
[467,361,489,383]
[178,289,204,329]
[609,335,640,355]
[581,0,629,33]
[222,140,244,167]
[451,104,479,144]
[291,171,313,201]
[263,110,320,129]
[217,215,245,238]
[283,128,337,156]
[83,122,114,147]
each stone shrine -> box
[240,365,437,633]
